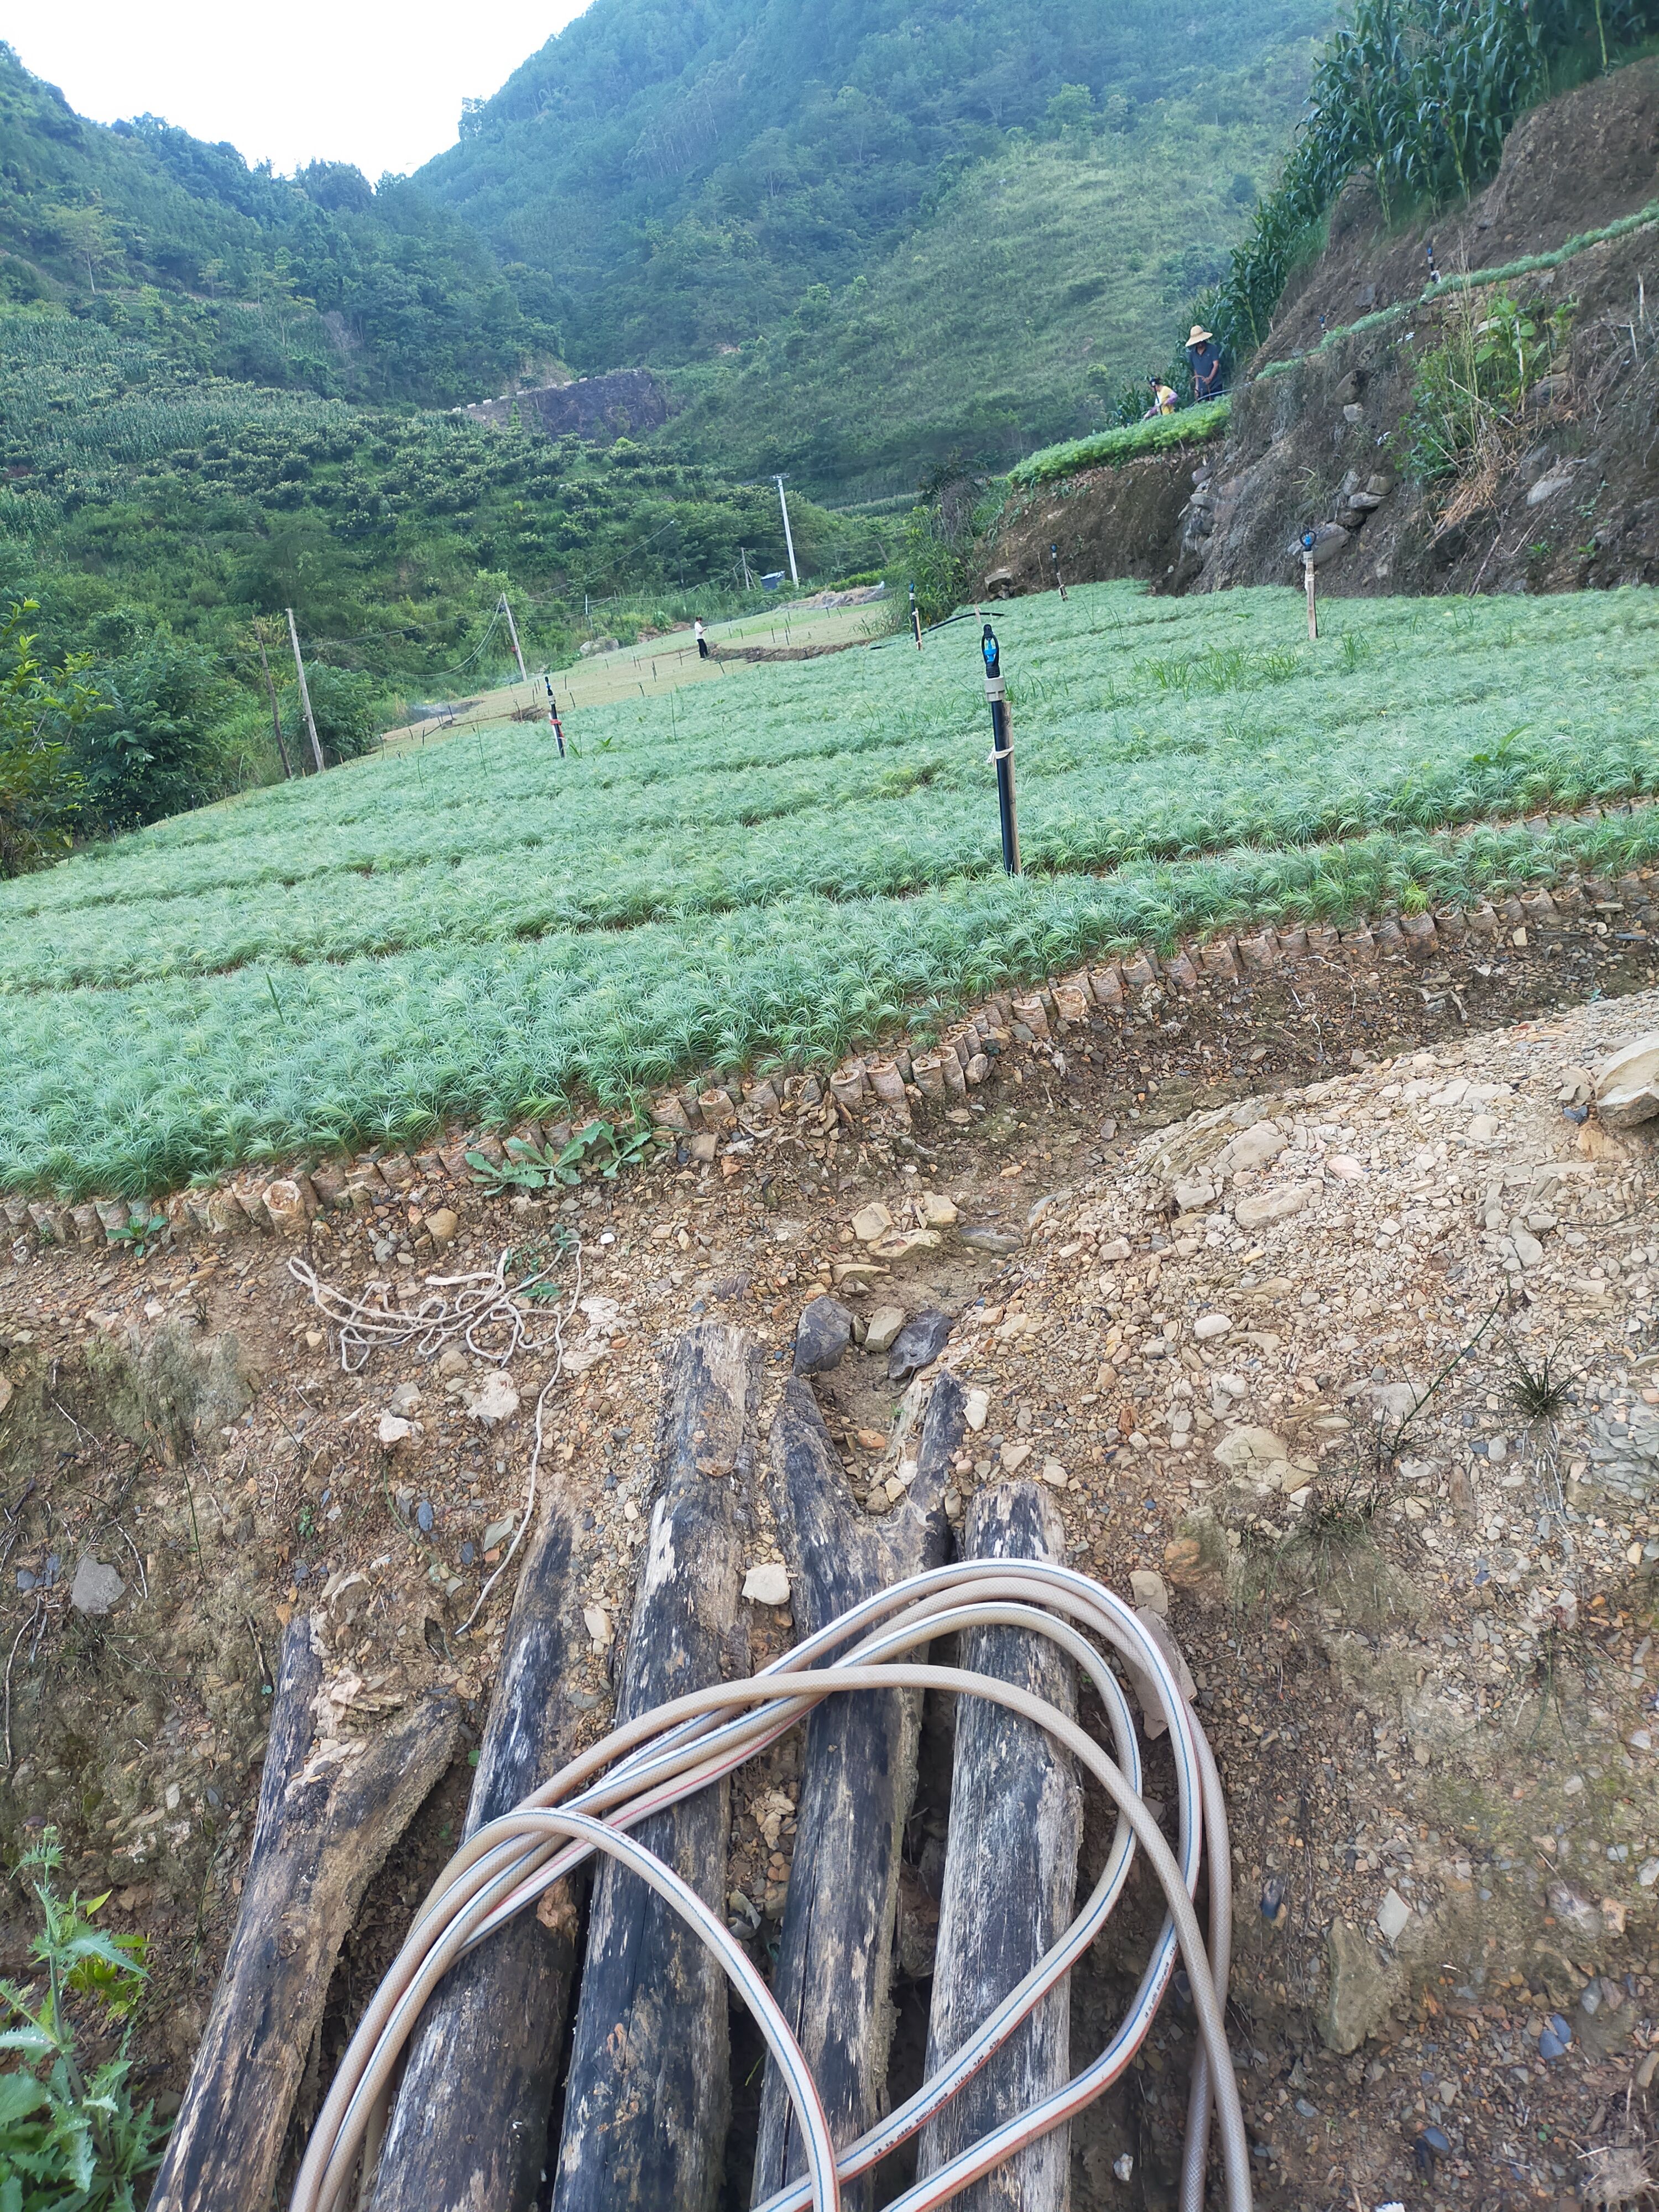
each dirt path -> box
[6,919,1659,2209]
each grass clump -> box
[1008,400,1232,488]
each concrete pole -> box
[775,474,799,586]
[286,608,325,773]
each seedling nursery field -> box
[7,578,1659,1198]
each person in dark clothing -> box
[1186,325,1224,400]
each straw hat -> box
[1187,325,1214,345]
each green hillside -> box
[7,580,1659,1196]
[418,0,1336,379]
[0,309,880,838]
[0,43,559,406]
[660,66,1313,493]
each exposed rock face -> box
[465,367,671,441]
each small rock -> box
[1193,1313,1232,1341]
[482,1516,516,1551]
[964,1389,990,1432]
[1113,2154,1134,2183]
[459,1541,476,1567]
[1468,1112,1500,1141]
[436,1347,468,1378]
[0,1374,12,1418]
[465,1373,521,1425]
[415,1499,434,1534]
[1413,2126,1451,2172]
[70,1557,124,1616]
[1129,1569,1169,1617]
[794,1294,854,1375]
[1234,1186,1308,1231]
[377,1414,414,1449]
[851,1202,893,1244]
[917,1191,958,1227]
[1040,1458,1068,1488]
[855,1428,888,1452]
[1594,1034,1659,1129]
[425,1208,460,1248]
[1512,1230,1544,1269]
[1097,1236,1131,1262]
[388,1382,422,1415]
[1538,2012,1573,2060]
[958,1224,1023,1255]
[862,1305,907,1355]
[888,1308,952,1381]
[583,1604,610,1643]
[743,1564,791,1606]
[1217,1123,1286,1175]
[1327,1154,1365,1180]
[1171,1176,1217,1213]
[1001,1442,1034,1473]
[1321,1920,1392,2054]
[1377,1888,1411,1944]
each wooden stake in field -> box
[1049,542,1069,601]
[285,608,325,773]
[1302,534,1319,641]
[983,622,1020,875]
[910,581,924,650]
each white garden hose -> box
[291,1560,1249,2212]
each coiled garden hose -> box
[291,1559,1250,2212]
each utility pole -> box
[739,546,753,591]
[982,622,1019,875]
[285,607,325,773]
[499,592,528,684]
[775,474,799,586]
[255,633,293,778]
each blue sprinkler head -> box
[982,624,1000,678]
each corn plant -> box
[1213,0,1659,358]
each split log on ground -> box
[752,1369,966,2212]
[916,1481,1081,2212]
[146,1615,458,2212]
[551,1322,761,2212]
[370,1491,584,2212]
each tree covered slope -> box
[0,43,561,406]
[416,0,1337,374]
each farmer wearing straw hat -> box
[1186,323,1224,400]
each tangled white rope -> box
[286,1243,586,1640]
[291,1559,1249,2212]
[287,1242,581,1373]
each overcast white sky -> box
[8,1,592,182]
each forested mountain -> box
[418,0,1336,372]
[0,44,560,405]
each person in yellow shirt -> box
[1142,374,1177,419]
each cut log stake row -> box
[156,1325,1250,2212]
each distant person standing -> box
[694,618,709,660]
[1186,324,1224,400]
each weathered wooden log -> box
[752,1369,966,2212]
[551,1322,760,2212]
[146,1614,458,2212]
[916,1482,1081,2212]
[370,1490,584,2212]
